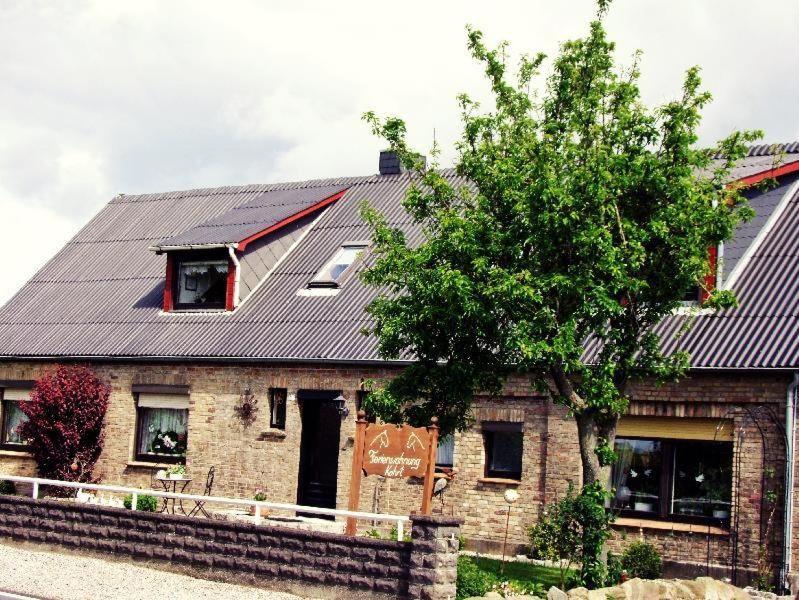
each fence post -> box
[131,493,138,511]
[408,513,462,600]
[396,519,404,541]
[32,481,38,500]
[255,504,261,525]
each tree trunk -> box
[575,411,619,487]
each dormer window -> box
[309,243,368,289]
[176,259,228,309]
[162,250,234,312]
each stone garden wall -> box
[0,495,462,600]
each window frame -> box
[0,388,31,451]
[268,388,287,430]
[611,435,733,526]
[171,251,230,311]
[133,394,189,464]
[308,242,368,289]
[482,421,524,481]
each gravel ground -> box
[0,541,310,600]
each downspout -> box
[782,372,799,591]
[227,244,241,309]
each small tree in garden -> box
[360,0,758,588]
[20,365,110,485]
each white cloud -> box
[0,0,797,304]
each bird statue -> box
[431,468,458,512]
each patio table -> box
[155,476,192,515]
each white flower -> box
[630,469,638,478]
[695,474,705,483]
[644,469,652,476]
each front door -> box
[297,390,341,512]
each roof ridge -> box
[713,141,799,160]
[109,174,378,204]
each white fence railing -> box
[0,474,410,540]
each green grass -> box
[470,555,568,589]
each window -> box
[1,388,31,449]
[309,243,367,288]
[174,257,228,309]
[269,388,287,429]
[611,437,732,524]
[436,435,454,469]
[135,393,189,463]
[482,422,523,480]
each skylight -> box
[309,243,367,288]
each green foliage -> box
[606,551,623,586]
[123,494,158,512]
[529,482,613,589]
[457,555,499,599]
[0,480,15,496]
[359,2,757,487]
[462,555,567,598]
[365,528,382,539]
[620,541,662,579]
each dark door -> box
[297,390,341,512]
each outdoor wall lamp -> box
[334,394,349,418]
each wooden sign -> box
[346,411,439,535]
[363,423,430,478]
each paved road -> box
[0,541,309,600]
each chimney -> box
[378,150,426,176]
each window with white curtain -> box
[436,435,454,468]
[1,388,31,448]
[135,393,189,463]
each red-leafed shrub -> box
[20,365,109,484]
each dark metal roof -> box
[151,185,347,249]
[1,144,798,370]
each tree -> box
[360,3,757,586]
[20,365,110,484]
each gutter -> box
[227,244,241,309]
[783,372,799,591]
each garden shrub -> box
[605,551,623,585]
[20,365,109,488]
[0,480,15,495]
[529,482,612,589]
[621,541,662,579]
[122,494,158,512]
[456,555,499,599]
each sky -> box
[0,0,797,306]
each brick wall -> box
[0,494,461,599]
[0,361,791,586]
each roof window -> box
[309,243,367,288]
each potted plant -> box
[250,487,268,516]
[166,464,186,479]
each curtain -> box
[612,439,636,508]
[436,435,454,467]
[2,401,27,444]
[138,408,188,456]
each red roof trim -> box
[225,256,236,311]
[735,159,799,186]
[237,189,348,251]
[163,254,174,312]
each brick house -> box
[0,144,798,588]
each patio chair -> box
[188,466,215,518]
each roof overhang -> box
[148,242,238,253]
[735,158,799,186]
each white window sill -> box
[0,449,33,458]
[126,460,183,469]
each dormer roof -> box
[149,185,347,252]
